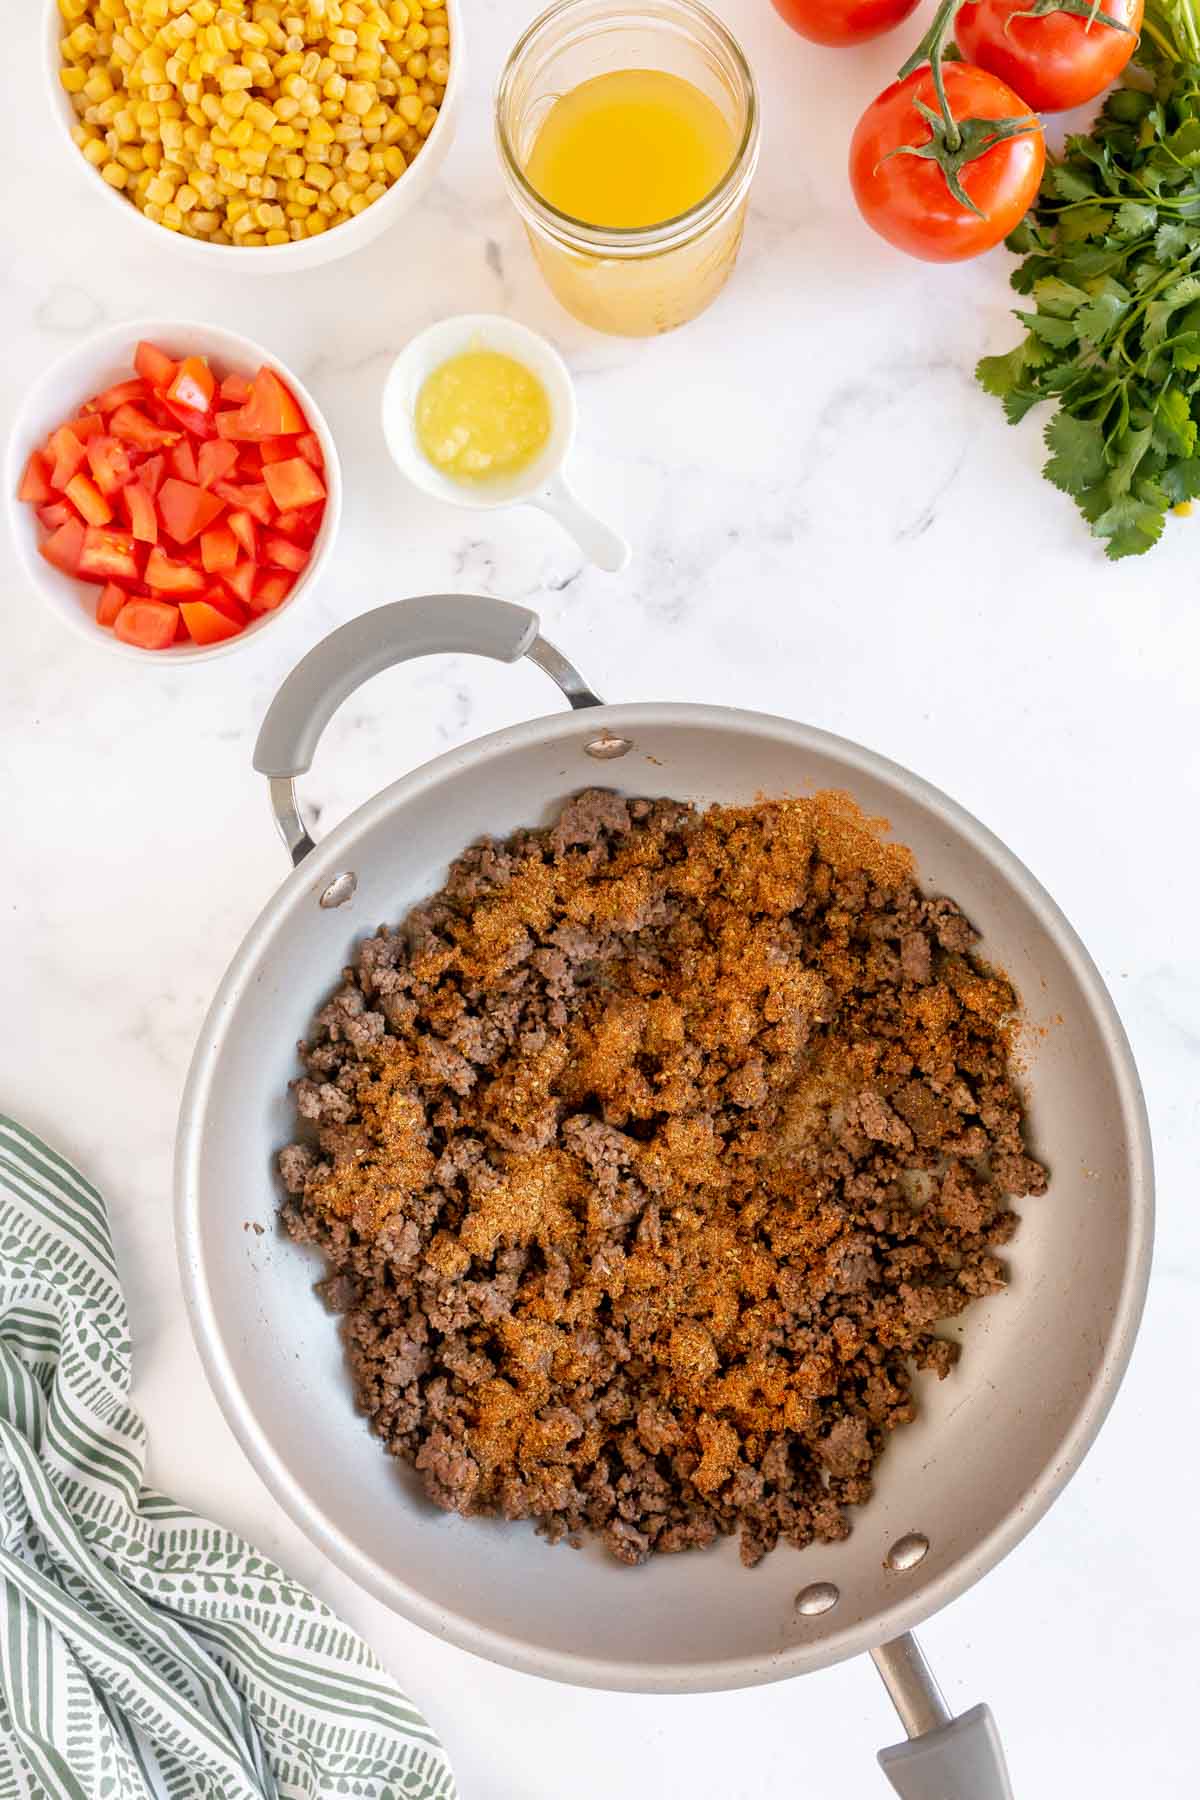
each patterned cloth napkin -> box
[0,1115,457,1800]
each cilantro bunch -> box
[978,0,1200,557]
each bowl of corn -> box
[46,0,461,269]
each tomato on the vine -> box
[955,0,1143,114]
[849,62,1044,261]
[770,0,922,46]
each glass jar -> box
[496,0,760,338]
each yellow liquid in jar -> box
[415,349,552,484]
[525,68,735,230]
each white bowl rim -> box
[41,0,463,269]
[5,316,342,664]
[381,311,578,511]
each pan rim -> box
[174,700,1154,1693]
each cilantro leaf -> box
[1043,414,1107,495]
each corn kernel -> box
[60,65,88,92]
[219,63,253,89]
[381,143,404,177]
[82,135,107,165]
[116,143,147,169]
[100,159,127,186]
[344,144,368,172]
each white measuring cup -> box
[381,313,629,573]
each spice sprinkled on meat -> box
[279,791,1046,1567]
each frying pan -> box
[175,594,1153,1797]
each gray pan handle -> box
[873,1634,1013,1799]
[253,594,603,864]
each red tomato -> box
[109,405,180,450]
[145,547,207,594]
[65,473,113,527]
[18,451,53,505]
[226,509,257,559]
[262,534,309,572]
[134,341,178,388]
[223,560,258,606]
[169,439,200,483]
[771,0,920,45]
[78,526,141,583]
[956,0,1142,112]
[251,570,295,611]
[123,482,158,544]
[217,368,306,442]
[38,501,76,531]
[157,477,226,544]
[296,431,324,470]
[47,425,87,489]
[213,479,274,525]
[197,439,239,487]
[849,62,1044,261]
[85,435,134,496]
[258,436,298,465]
[159,394,216,438]
[200,522,238,573]
[96,582,130,627]
[90,378,148,414]
[168,355,216,414]
[39,517,85,575]
[179,598,243,644]
[138,453,166,496]
[113,599,179,650]
[219,371,252,405]
[262,457,325,511]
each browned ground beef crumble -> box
[278,791,1047,1567]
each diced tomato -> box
[297,431,324,470]
[68,412,107,444]
[65,473,114,527]
[86,435,134,496]
[138,453,165,496]
[96,581,130,627]
[200,522,238,573]
[226,509,256,560]
[213,479,273,525]
[168,356,216,414]
[262,457,325,511]
[78,526,141,583]
[38,500,77,530]
[160,393,216,438]
[205,587,248,625]
[113,599,179,650]
[197,438,239,487]
[272,505,321,545]
[134,341,178,389]
[157,477,225,544]
[48,425,87,489]
[39,517,85,575]
[252,569,294,611]
[18,450,53,505]
[168,439,199,483]
[90,378,147,414]
[145,546,206,594]
[219,371,252,404]
[216,367,306,441]
[223,560,257,606]
[258,436,297,465]
[122,482,158,543]
[262,533,309,572]
[109,405,179,450]
[180,597,244,644]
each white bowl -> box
[5,318,343,663]
[43,0,463,273]
[381,312,630,570]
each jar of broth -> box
[496,0,760,337]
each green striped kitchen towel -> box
[0,1115,456,1800]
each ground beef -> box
[278,791,1047,1567]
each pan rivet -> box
[885,1532,930,1572]
[795,1581,840,1616]
[584,732,633,760]
[319,872,357,910]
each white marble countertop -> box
[3,1,1197,1793]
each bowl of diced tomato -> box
[7,320,341,659]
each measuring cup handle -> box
[532,474,630,573]
[873,1634,1014,1800]
[253,594,602,864]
